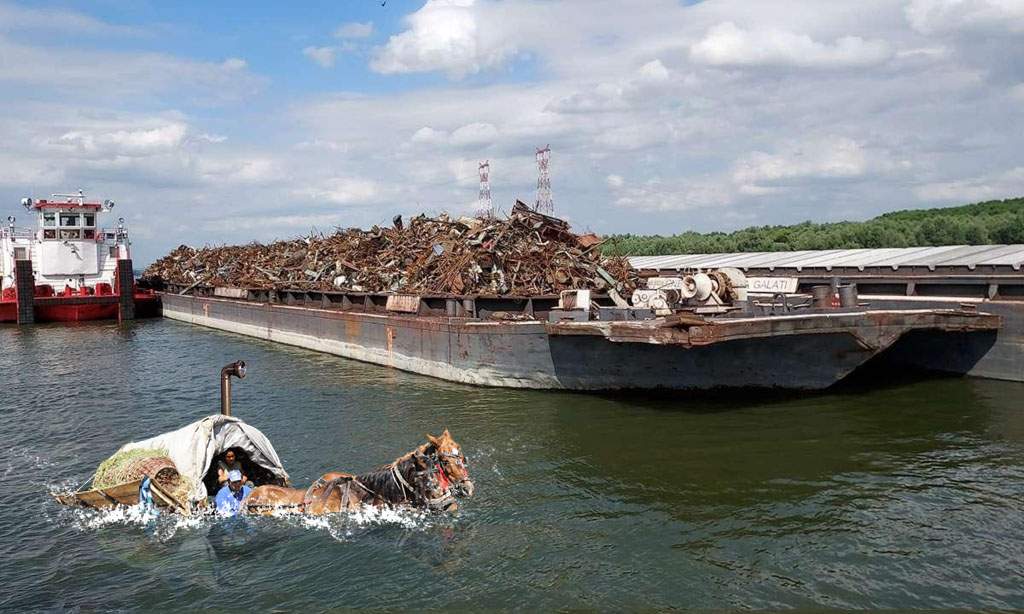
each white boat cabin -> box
[1,190,131,294]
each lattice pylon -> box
[477,160,492,218]
[535,145,553,214]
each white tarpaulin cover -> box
[117,414,289,502]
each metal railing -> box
[1,227,124,241]
[1,226,35,239]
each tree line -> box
[602,197,1024,256]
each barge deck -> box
[160,291,999,391]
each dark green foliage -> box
[603,197,1024,256]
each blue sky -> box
[1,0,1022,264]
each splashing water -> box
[49,496,448,545]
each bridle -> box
[392,453,456,510]
[436,448,471,494]
[438,450,467,471]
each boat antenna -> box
[220,360,247,416]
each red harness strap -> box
[436,463,451,491]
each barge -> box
[631,246,1024,382]
[159,285,999,391]
[1,190,159,324]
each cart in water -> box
[53,361,290,515]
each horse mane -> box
[374,442,434,472]
[354,452,420,503]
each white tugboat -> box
[1,189,158,323]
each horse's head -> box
[427,429,474,498]
[411,452,458,512]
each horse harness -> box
[246,450,454,513]
[391,454,455,509]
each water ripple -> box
[2,321,1024,609]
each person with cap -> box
[215,469,251,517]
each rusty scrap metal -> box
[142,201,638,297]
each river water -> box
[1,319,1023,610]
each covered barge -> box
[631,245,1024,383]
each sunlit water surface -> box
[2,320,1023,610]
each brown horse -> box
[243,431,471,515]
[320,430,473,497]
[426,429,474,498]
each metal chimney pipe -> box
[220,360,246,416]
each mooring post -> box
[116,258,135,321]
[15,259,35,325]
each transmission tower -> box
[477,160,492,218]
[535,145,553,214]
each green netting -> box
[92,448,195,506]
[93,448,169,488]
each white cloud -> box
[450,122,499,146]
[594,122,673,151]
[294,139,348,152]
[205,213,349,232]
[447,158,482,188]
[0,2,140,36]
[612,177,735,211]
[221,58,248,71]
[690,21,893,69]
[410,126,448,144]
[732,137,875,188]
[335,21,374,39]
[906,0,1024,35]
[298,177,380,205]
[914,167,1024,202]
[0,35,262,101]
[47,123,189,158]
[1011,84,1024,102]
[0,151,61,186]
[370,0,518,78]
[303,46,337,68]
[637,59,670,82]
[605,174,624,188]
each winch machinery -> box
[630,268,748,314]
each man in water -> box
[215,470,251,517]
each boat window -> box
[60,213,79,227]
[43,212,56,227]
[83,229,96,239]
[109,246,118,258]
[43,229,56,239]
[83,214,95,227]
[59,229,81,239]
[14,247,27,260]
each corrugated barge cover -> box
[630,244,1024,271]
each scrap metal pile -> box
[142,201,637,297]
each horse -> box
[319,429,473,498]
[243,431,471,515]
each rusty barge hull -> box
[160,292,998,391]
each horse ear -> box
[426,433,440,445]
[442,428,451,439]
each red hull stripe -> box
[0,295,159,323]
